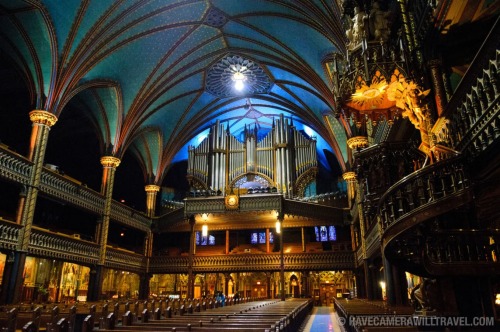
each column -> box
[383,256,395,305]
[428,59,448,117]
[88,156,121,301]
[141,184,159,299]
[266,228,270,253]
[342,171,357,209]
[354,175,374,300]
[301,227,305,252]
[278,215,285,301]
[364,259,374,300]
[225,230,229,254]
[187,215,195,299]
[302,271,309,297]
[224,273,230,298]
[8,110,57,304]
[266,272,271,299]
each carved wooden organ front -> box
[187,114,318,197]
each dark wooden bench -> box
[94,299,312,332]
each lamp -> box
[232,71,246,91]
[202,224,208,237]
[276,220,281,234]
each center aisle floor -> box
[300,306,343,332]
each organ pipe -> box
[187,115,317,194]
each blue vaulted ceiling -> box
[0,0,348,184]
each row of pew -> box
[95,298,312,332]
[333,298,416,332]
[0,296,311,332]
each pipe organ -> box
[187,114,318,197]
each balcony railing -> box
[0,219,146,270]
[434,17,499,156]
[29,227,100,265]
[0,146,151,231]
[149,251,356,274]
[423,229,500,275]
[378,156,473,249]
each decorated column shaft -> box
[98,156,121,265]
[10,110,57,304]
[278,214,285,301]
[428,59,448,117]
[188,215,195,299]
[18,111,58,251]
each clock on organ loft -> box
[225,188,239,210]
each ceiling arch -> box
[0,0,348,185]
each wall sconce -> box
[276,220,281,234]
[202,224,208,237]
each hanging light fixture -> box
[232,71,246,91]
[202,214,208,237]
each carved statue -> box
[411,278,441,312]
[387,79,430,129]
[369,2,391,42]
[346,7,368,48]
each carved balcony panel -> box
[105,247,146,273]
[0,149,30,184]
[110,201,151,232]
[365,223,381,258]
[155,208,185,232]
[0,220,22,250]
[283,199,346,224]
[378,156,473,254]
[423,229,500,275]
[149,251,355,274]
[436,20,500,156]
[29,227,99,265]
[39,170,103,214]
[240,194,282,212]
[0,145,151,232]
[184,197,226,215]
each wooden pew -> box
[93,299,312,332]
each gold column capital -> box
[347,136,369,150]
[100,156,121,168]
[145,184,160,193]
[29,110,58,127]
[342,171,357,182]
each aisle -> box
[301,306,343,332]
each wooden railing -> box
[378,156,473,249]
[149,250,356,273]
[433,17,499,156]
[0,219,146,271]
[0,146,151,231]
[423,229,500,275]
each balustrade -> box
[435,21,499,156]
[105,248,146,272]
[378,156,470,232]
[425,230,500,264]
[0,149,30,184]
[0,221,21,250]
[29,228,100,264]
[149,251,355,273]
[0,145,151,232]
